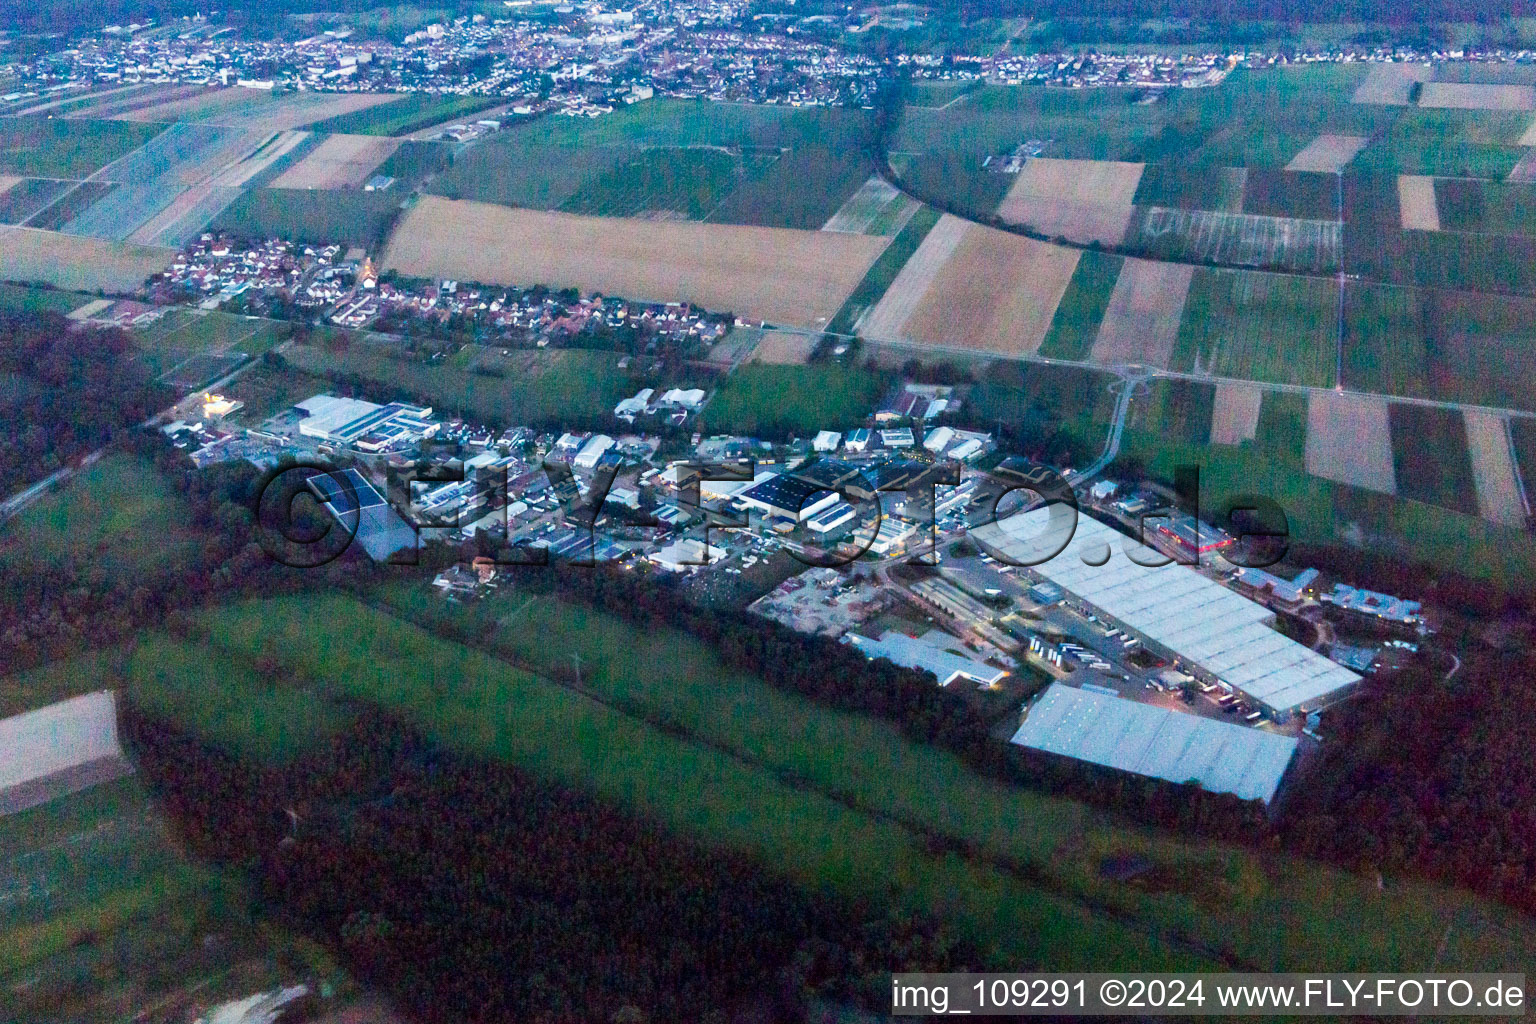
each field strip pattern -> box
[1304,391,1397,495]
[209,130,313,187]
[1464,410,1527,527]
[1419,82,1536,111]
[1397,175,1440,230]
[1210,384,1264,445]
[0,226,174,293]
[1132,207,1340,272]
[859,213,969,339]
[1284,134,1368,173]
[1507,149,1536,182]
[269,133,401,189]
[821,175,902,233]
[1351,63,1432,104]
[896,224,1081,356]
[382,197,889,328]
[1089,258,1194,367]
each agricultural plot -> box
[1507,149,1536,182]
[0,116,162,178]
[1304,391,1397,494]
[125,183,244,248]
[748,329,818,365]
[1419,290,1536,411]
[1130,206,1340,272]
[1434,178,1536,237]
[1351,63,1433,105]
[1406,229,1536,296]
[1036,250,1123,361]
[120,86,397,131]
[305,94,502,137]
[703,363,889,437]
[0,178,73,224]
[206,129,315,187]
[284,342,633,428]
[25,181,117,231]
[1169,268,1338,388]
[1131,164,1246,212]
[1340,282,1429,398]
[1284,133,1368,172]
[994,157,1143,245]
[858,212,967,340]
[559,147,761,220]
[1463,410,1528,527]
[1089,257,1194,367]
[1353,108,1527,179]
[0,227,172,293]
[702,143,873,230]
[212,187,403,250]
[1397,175,1441,229]
[827,205,940,336]
[382,197,887,328]
[1131,378,1215,446]
[1388,403,1478,515]
[1418,83,1536,111]
[1240,168,1340,220]
[268,133,401,189]
[62,83,204,119]
[822,175,908,233]
[891,225,1079,357]
[1209,384,1264,445]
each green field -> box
[210,187,403,250]
[0,117,161,177]
[1240,168,1339,221]
[1434,179,1536,237]
[27,181,117,231]
[827,204,939,335]
[1388,402,1479,515]
[0,177,75,224]
[0,282,93,313]
[701,362,890,437]
[282,341,633,428]
[1170,268,1338,387]
[430,101,871,229]
[118,586,1536,977]
[1131,378,1215,445]
[1419,290,1536,411]
[131,308,286,378]
[1340,282,1429,398]
[305,94,501,136]
[0,455,204,582]
[1037,250,1124,361]
[1132,163,1246,212]
[1353,108,1527,179]
[0,763,342,1024]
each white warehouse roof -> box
[1012,683,1298,803]
[973,507,1359,716]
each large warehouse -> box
[1012,683,1299,803]
[973,506,1360,719]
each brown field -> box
[1284,134,1369,172]
[126,182,221,244]
[1509,149,1536,182]
[1464,410,1527,527]
[1210,384,1264,445]
[120,87,395,130]
[382,197,888,328]
[269,133,400,189]
[1304,391,1397,494]
[857,213,970,338]
[1352,63,1432,104]
[891,225,1081,356]
[1519,116,1536,147]
[1088,258,1194,367]
[1419,82,1536,111]
[995,158,1143,245]
[210,130,313,187]
[0,226,173,292]
[67,84,204,120]
[1397,175,1440,230]
[750,329,818,365]
[0,175,20,197]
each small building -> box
[845,428,871,452]
[573,434,616,470]
[363,175,395,191]
[846,630,1006,687]
[813,430,842,452]
[736,473,839,521]
[614,388,654,421]
[650,538,724,572]
[804,500,856,534]
[880,427,916,449]
[1324,584,1423,625]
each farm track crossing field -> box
[0,178,74,225]
[1284,134,1368,172]
[382,197,887,328]
[892,224,1079,356]
[1130,206,1340,272]
[1505,149,1536,181]
[1352,63,1432,104]
[1419,82,1536,111]
[268,133,401,189]
[1463,410,1527,527]
[1210,384,1264,445]
[26,181,116,231]
[1305,391,1397,494]
[1089,257,1193,367]
[207,129,314,187]
[0,227,171,292]
[1388,402,1478,514]
[128,184,245,248]
[828,204,940,336]
[1037,249,1123,361]
[1169,268,1338,388]
[1397,175,1441,229]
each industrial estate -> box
[5,0,1536,1020]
